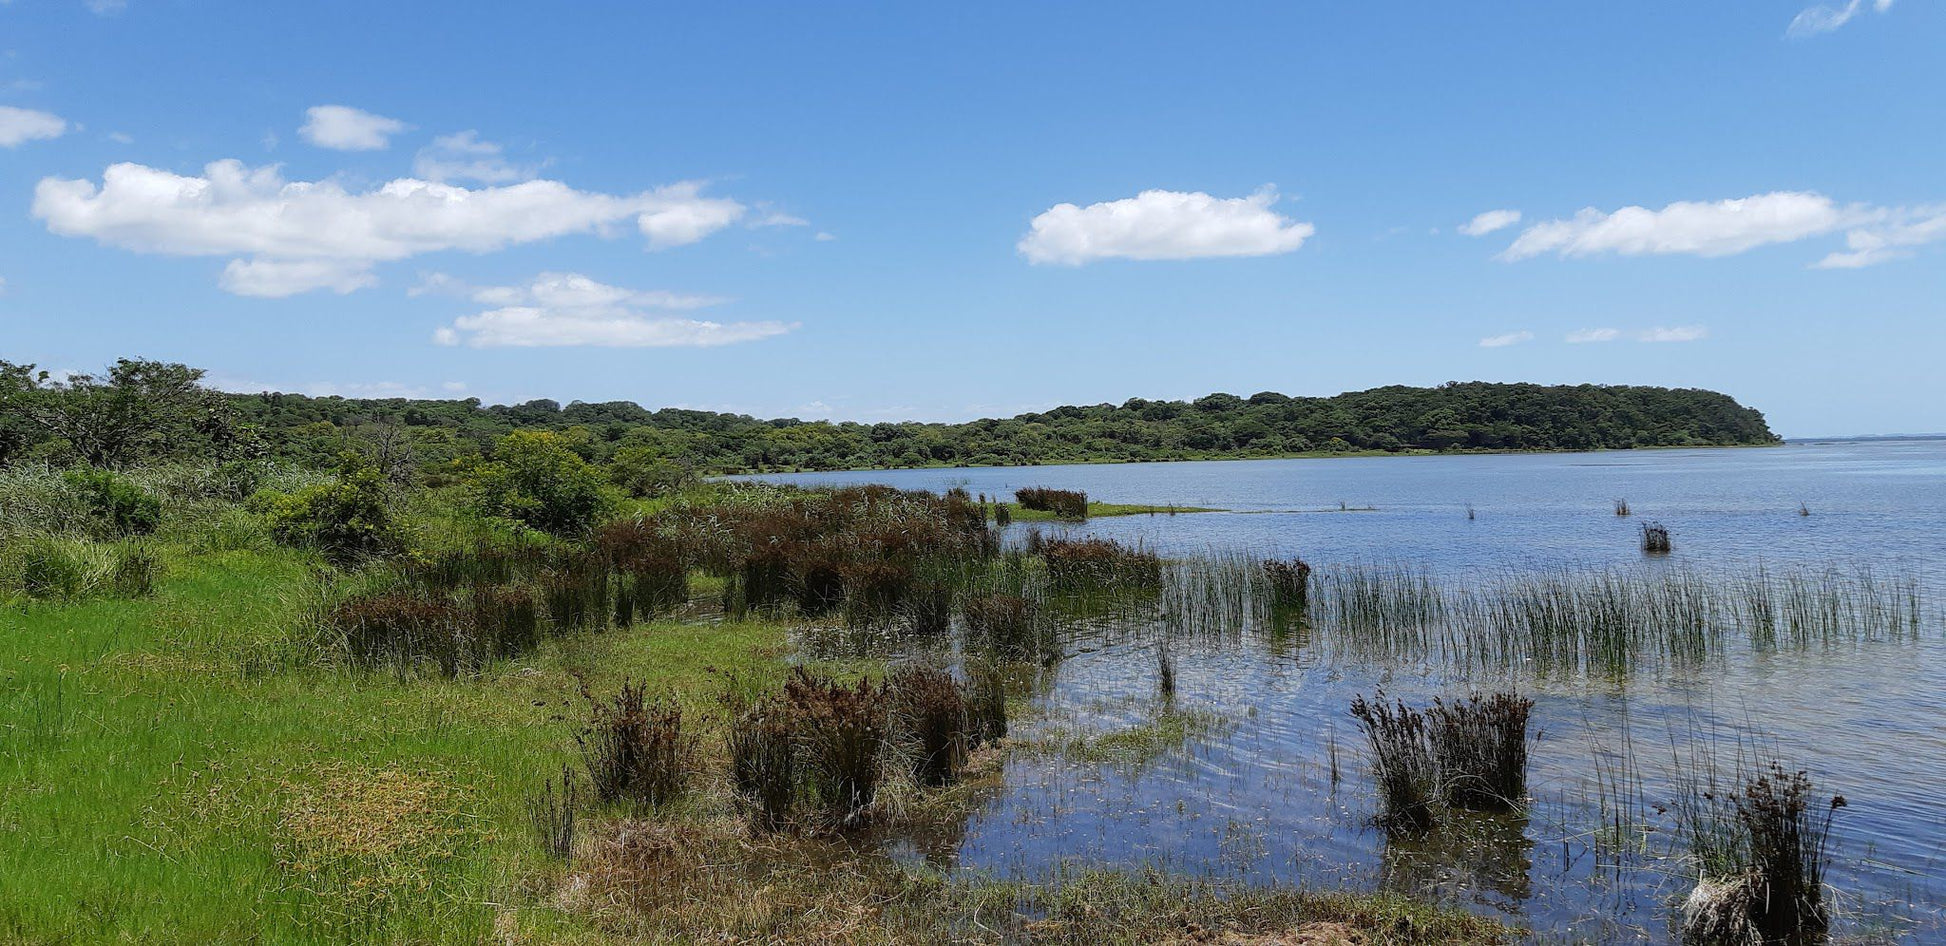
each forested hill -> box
[224,381,1779,473]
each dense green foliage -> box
[260,453,403,564]
[4,358,1778,477]
[220,380,1778,474]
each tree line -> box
[1,358,1780,475]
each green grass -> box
[997,501,1221,522]
[0,543,793,943]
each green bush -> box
[607,446,697,499]
[263,453,401,565]
[468,431,609,535]
[63,468,162,536]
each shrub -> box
[63,468,161,536]
[887,666,968,787]
[1015,486,1088,520]
[607,447,697,498]
[468,431,610,535]
[579,680,690,809]
[264,453,401,565]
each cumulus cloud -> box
[32,160,751,295]
[412,131,535,184]
[1459,209,1521,237]
[1788,0,1894,37]
[1479,331,1535,348]
[1500,190,1946,268]
[219,258,378,297]
[1500,192,1860,260]
[1638,326,1708,343]
[431,272,791,349]
[1566,327,1621,343]
[299,105,410,151]
[1018,187,1314,265]
[1814,205,1946,268]
[0,106,68,147]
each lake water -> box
[747,440,1946,942]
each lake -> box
[746,440,1946,942]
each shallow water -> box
[753,441,1946,941]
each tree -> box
[0,358,242,467]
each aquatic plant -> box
[1679,763,1846,945]
[962,660,1009,746]
[1041,536,1162,591]
[782,670,889,829]
[728,699,800,832]
[1641,521,1672,554]
[1015,486,1088,520]
[579,680,690,809]
[1262,557,1313,611]
[1426,693,1533,811]
[1348,694,1438,831]
[1614,498,1631,517]
[887,665,969,787]
[330,591,471,676]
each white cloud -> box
[85,0,126,15]
[299,105,409,151]
[420,270,728,311]
[1018,187,1314,265]
[1478,331,1534,348]
[751,209,809,228]
[219,258,377,297]
[1501,190,1946,269]
[412,130,534,184]
[1500,192,1868,260]
[0,105,67,147]
[1459,209,1521,237]
[106,131,134,144]
[432,272,791,349]
[1814,205,1946,268]
[33,160,751,295]
[814,231,837,242]
[1788,0,1894,38]
[1566,327,1621,344]
[1637,325,1708,343]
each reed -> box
[963,592,1051,660]
[1015,486,1088,520]
[1641,521,1672,554]
[1262,557,1312,611]
[782,670,889,829]
[1679,762,1846,945]
[887,665,969,787]
[1425,693,1533,810]
[1041,537,1162,592]
[527,764,580,860]
[1614,499,1631,517]
[728,699,800,831]
[1348,694,1438,831]
[330,591,472,676]
[962,659,1009,746]
[579,680,691,809]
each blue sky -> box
[1,1,1941,437]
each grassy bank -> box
[1,521,1507,943]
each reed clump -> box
[527,765,579,860]
[962,660,1009,746]
[1015,486,1088,520]
[782,669,890,830]
[1041,537,1162,591]
[578,680,691,809]
[1262,557,1313,610]
[1348,694,1438,831]
[330,592,474,676]
[728,698,801,832]
[1641,521,1672,554]
[1426,693,1534,810]
[1680,763,1846,945]
[1614,498,1631,517]
[886,665,969,787]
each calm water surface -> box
[750,441,1946,942]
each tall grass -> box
[578,680,691,809]
[1348,694,1438,831]
[1425,693,1533,811]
